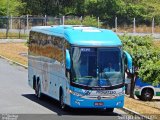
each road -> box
[0,39,27,43]
[0,58,129,120]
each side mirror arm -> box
[124,51,133,74]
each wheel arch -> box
[59,86,63,100]
[141,86,155,96]
[33,75,36,90]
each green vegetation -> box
[65,16,102,27]
[0,0,25,16]
[1,0,159,27]
[0,32,28,39]
[120,35,160,85]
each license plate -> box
[94,102,104,106]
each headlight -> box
[69,90,82,97]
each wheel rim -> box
[143,89,152,101]
[145,91,151,100]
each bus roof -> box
[31,25,122,46]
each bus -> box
[134,77,160,101]
[28,25,133,112]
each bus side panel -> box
[47,57,71,105]
[41,56,62,100]
[155,88,160,96]
[38,56,70,104]
[28,56,42,89]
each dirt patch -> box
[125,96,160,119]
[153,41,160,48]
[0,43,28,65]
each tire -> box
[60,91,66,110]
[106,108,114,113]
[141,88,153,101]
[35,81,42,99]
[136,95,142,100]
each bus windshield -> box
[71,47,123,87]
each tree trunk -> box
[130,74,135,98]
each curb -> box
[0,55,28,69]
[120,107,151,120]
[0,55,152,119]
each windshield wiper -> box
[83,76,94,78]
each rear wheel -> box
[35,81,42,99]
[141,88,153,101]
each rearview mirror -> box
[123,51,133,74]
[66,49,71,70]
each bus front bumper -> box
[70,95,124,109]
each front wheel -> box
[106,108,114,113]
[60,92,66,110]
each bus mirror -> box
[66,49,71,70]
[123,51,133,73]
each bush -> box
[120,34,160,85]
[64,16,102,27]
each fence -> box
[0,15,160,39]
[0,15,62,39]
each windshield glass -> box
[71,47,123,87]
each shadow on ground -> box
[151,99,160,102]
[22,94,121,116]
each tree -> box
[65,16,102,27]
[21,0,76,16]
[120,35,160,98]
[0,0,25,16]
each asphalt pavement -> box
[0,58,129,120]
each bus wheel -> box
[60,91,66,110]
[35,81,42,99]
[106,108,114,113]
[141,88,153,101]
[136,95,142,100]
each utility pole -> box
[152,18,154,34]
[115,17,117,33]
[133,18,136,33]
[6,0,10,38]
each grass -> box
[153,40,160,49]
[0,43,28,66]
[0,32,29,39]
[125,97,160,116]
